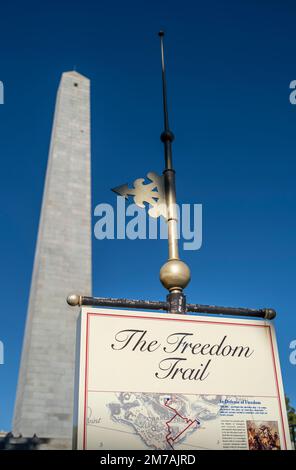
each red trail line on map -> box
[164,398,200,450]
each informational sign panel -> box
[73,307,291,450]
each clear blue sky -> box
[0,0,295,430]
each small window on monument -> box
[74,82,78,87]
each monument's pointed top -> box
[62,70,90,81]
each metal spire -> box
[158,31,191,309]
[159,32,170,135]
[158,31,174,170]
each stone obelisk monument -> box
[13,71,92,448]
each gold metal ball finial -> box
[160,259,191,292]
[67,293,81,307]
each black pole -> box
[71,295,276,320]
[159,31,170,134]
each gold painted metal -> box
[112,172,167,219]
[160,259,191,292]
[67,294,81,307]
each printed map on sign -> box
[87,392,223,450]
[108,392,219,449]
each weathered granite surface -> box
[13,72,92,447]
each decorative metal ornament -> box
[112,171,167,219]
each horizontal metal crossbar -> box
[67,295,276,320]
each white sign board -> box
[73,307,291,450]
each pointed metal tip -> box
[111,185,129,198]
[158,31,165,37]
